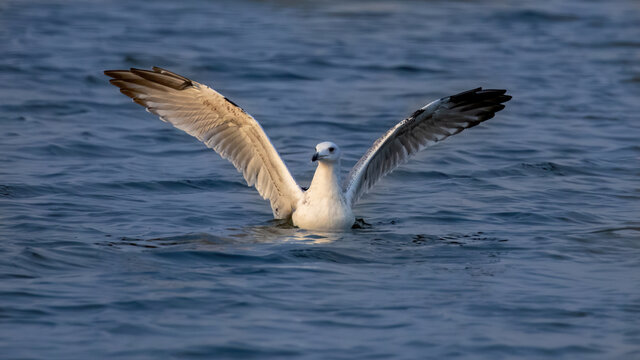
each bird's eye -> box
[329,147,335,152]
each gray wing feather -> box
[105,67,303,219]
[343,88,511,206]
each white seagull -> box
[105,67,511,231]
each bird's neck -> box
[310,161,342,196]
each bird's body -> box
[105,67,511,231]
[292,150,354,230]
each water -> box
[1,0,639,358]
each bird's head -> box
[312,141,341,163]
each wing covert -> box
[105,67,303,219]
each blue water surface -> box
[1,0,639,359]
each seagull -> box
[105,67,511,230]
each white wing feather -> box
[105,67,303,219]
[343,87,511,206]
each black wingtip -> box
[104,69,129,78]
[449,87,483,102]
[449,88,512,109]
[128,67,194,90]
[151,66,193,83]
[500,94,512,103]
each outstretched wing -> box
[343,88,511,206]
[105,67,303,219]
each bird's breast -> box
[292,191,355,231]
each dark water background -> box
[1,0,639,358]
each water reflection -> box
[102,221,348,249]
[232,220,345,244]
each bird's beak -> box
[311,152,319,162]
